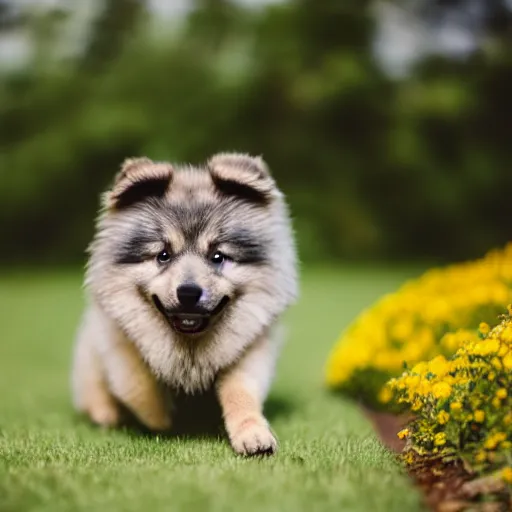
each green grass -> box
[0,266,426,512]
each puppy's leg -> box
[71,308,120,428]
[102,333,172,432]
[72,304,171,432]
[216,330,279,456]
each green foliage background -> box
[1,0,511,266]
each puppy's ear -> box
[207,152,279,204]
[105,157,173,210]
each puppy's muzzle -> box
[152,288,230,336]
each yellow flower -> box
[491,357,502,370]
[484,432,507,450]
[390,318,414,341]
[434,432,447,446]
[501,467,512,484]
[397,428,410,440]
[498,345,509,357]
[503,352,512,370]
[492,397,502,408]
[404,375,420,390]
[474,410,485,423]
[432,382,452,399]
[378,386,393,404]
[496,389,508,400]
[484,438,497,450]
[473,338,500,356]
[479,322,490,335]
[411,399,422,411]
[428,355,450,378]
[502,327,512,343]
[437,411,450,425]
[411,361,428,375]
[475,450,486,463]
[450,401,463,413]
[402,451,415,465]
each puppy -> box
[71,153,299,455]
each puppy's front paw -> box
[230,418,278,456]
[88,403,120,429]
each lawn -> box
[0,266,426,512]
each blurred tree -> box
[82,0,147,72]
[0,0,511,266]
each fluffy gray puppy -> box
[71,153,299,455]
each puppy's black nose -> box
[177,283,203,308]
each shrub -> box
[324,243,512,409]
[385,309,512,484]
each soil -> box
[361,406,412,453]
[363,407,512,512]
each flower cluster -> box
[386,311,512,483]
[324,243,512,408]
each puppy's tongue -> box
[172,315,208,334]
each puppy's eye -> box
[156,249,171,264]
[210,251,225,266]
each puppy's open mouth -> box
[170,314,209,334]
[152,295,230,335]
